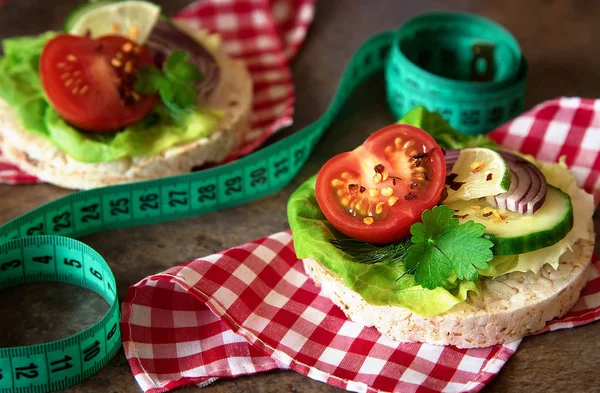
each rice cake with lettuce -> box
[287,108,596,348]
[0,1,252,189]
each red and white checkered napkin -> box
[0,0,315,184]
[121,96,600,393]
[121,232,599,393]
[488,97,600,204]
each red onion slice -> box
[445,149,548,214]
[146,20,220,99]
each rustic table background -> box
[0,1,598,392]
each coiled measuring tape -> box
[0,12,526,392]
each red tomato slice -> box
[315,124,446,244]
[40,34,158,132]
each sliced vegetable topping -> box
[146,20,220,99]
[40,34,158,132]
[65,0,161,44]
[489,151,548,214]
[446,185,573,255]
[443,148,511,203]
[315,124,446,244]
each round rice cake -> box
[0,49,252,190]
[302,224,595,348]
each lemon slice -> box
[444,148,511,203]
[66,1,161,44]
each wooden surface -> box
[0,0,599,392]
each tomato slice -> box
[40,34,158,132]
[315,124,446,244]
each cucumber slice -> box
[446,185,573,255]
[65,0,161,44]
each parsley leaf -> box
[405,205,494,289]
[135,50,203,117]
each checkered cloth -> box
[489,97,600,205]
[0,0,316,183]
[121,235,599,393]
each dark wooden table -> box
[0,1,598,392]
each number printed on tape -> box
[133,188,161,218]
[103,191,132,224]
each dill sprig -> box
[329,238,411,266]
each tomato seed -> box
[64,79,74,87]
[403,140,415,149]
[381,187,393,197]
[388,196,399,206]
[341,172,351,179]
[470,205,481,210]
[60,73,70,80]
[363,217,374,225]
[375,202,385,214]
[336,189,345,196]
[372,173,382,184]
[122,42,134,53]
[66,54,77,62]
[331,179,343,187]
[57,62,67,69]
[368,188,379,197]
[394,137,402,148]
[111,58,123,68]
[382,172,389,181]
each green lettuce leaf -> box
[397,106,500,149]
[287,176,478,317]
[0,33,221,163]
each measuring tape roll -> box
[0,12,526,392]
[385,12,527,135]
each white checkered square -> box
[280,327,309,350]
[399,369,429,385]
[212,285,238,309]
[545,120,571,145]
[216,13,238,30]
[129,304,152,327]
[128,342,154,359]
[456,353,485,372]
[173,310,199,328]
[508,115,535,137]
[175,266,202,287]
[299,305,328,326]
[357,355,387,375]
[417,343,443,364]
[232,263,258,285]
[254,244,278,263]
[252,10,268,26]
[318,346,346,366]
[175,341,202,358]
[580,127,600,150]
[263,289,289,308]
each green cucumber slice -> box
[445,185,573,255]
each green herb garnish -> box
[330,238,411,265]
[135,50,202,116]
[330,205,494,290]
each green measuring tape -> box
[0,12,526,392]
